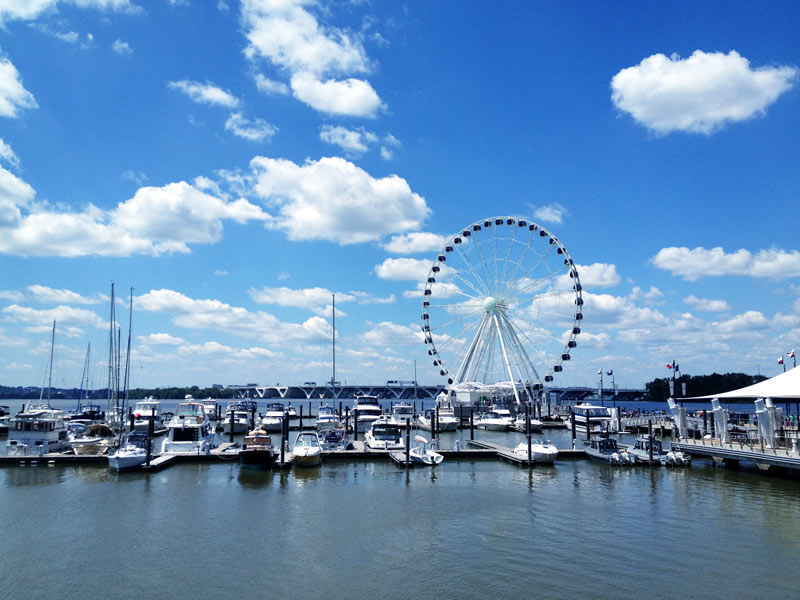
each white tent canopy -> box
[687,366,800,400]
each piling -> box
[353,409,359,441]
[345,406,350,432]
[128,409,134,433]
[648,419,653,463]
[228,408,234,443]
[435,404,440,439]
[571,410,577,448]
[405,418,410,465]
[526,403,532,463]
[299,404,304,429]
[469,408,474,441]
[146,413,154,467]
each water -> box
[2,418,799,599]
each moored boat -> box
[315,404,341,430]
[132,399,164,432]
[571,403,614,434]
[584,437,634,465]
[352,395,382,432]
[364,416,405,451]
[161,401,218,454]
[293,431,321,467]
[240,429,276,468]
[108,431,149,471]
[475,410,512,431]
[259,402,286,432]
[512,439,558,463]
[6,405,70,456]
[409,435,443,465]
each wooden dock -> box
[468,439,584,465]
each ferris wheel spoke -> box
[498,225,520,290]
[514,263,571,299]
[506,310,569,349]
[504,235,538,298]
[447,264,490,300]
[470,235,497,296]
[509,243,563,297]
[451,244,491,297]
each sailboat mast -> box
[123,287,133,414]
[77,342,90,411]
[107,283,116,413]
[332,293,336,401]
[42,320,56,406]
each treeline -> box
[643,372,766,402]
[0,385,240,400]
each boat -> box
[364,416,405,451]
[0,415,9,436]
[201,398,219,421]
[108,431,149,472]
[584,437,634,465]
[512,414,543,433]
[391,402,415,424]
[571,403,614,434]
[418,406,459,432]
[221,403,252,434]
[239,428,276,468]
[259,402,286,432]
[161,401,218,454]
[318,426,351,451]
[67,403,106,426]
[629,435,691,466]
[6,405,70,456]
[292,431,321,467]
[132,399,164,432]
[512,439,559,463]
[474,410,512,431]
[69,422,108,455]
[352,395,382,432]
[409,435,443,465]
[315,404,341,430]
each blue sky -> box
[0,0,798,393]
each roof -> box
[686,366,800,400]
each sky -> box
[0,0,799,393]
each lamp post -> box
[597,369,604,407]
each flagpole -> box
[599,369,604,407]
[611,372,616,409]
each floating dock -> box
[672,438,800,472]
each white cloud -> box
[249,155,429,244]
[2,304,105,329]
[0,0,140,23]
[628,286,664,305]
[139,332,185,346]
[573,263,620,288]
[0,57,38,118]
[122,170,147,185]
[361,321,423,347]
[611,50,798,134]
[249,286,354,310]
[112,39,132,54]
[374,257,432,281]
[0,290,24,302]
[0,181,271,257]
[713,310,769,334]
[253,72,289,95]
[684,294,730,312]
[0,139,19,168]
[241,0,384,117]
[168,80,240,108]
[381,232,449,254]
[0,164,36,227]
[532,203,568,224]
[225,112,277,141]
[320,125,374,154]
[652,246,800,280]
[27,285,99,305]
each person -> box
[453,439,460,452]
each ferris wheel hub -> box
[483,296,497,312]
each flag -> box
[597,369,602,375]
[778,356,784,365]
[789,349,796,359]
[674,363,679,372]
[606,370,613,376]
[666,363,672,369]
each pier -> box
[672,438,800,472]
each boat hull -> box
[239,448,276,468]
[108,449,147,471]
[293,449,321,467]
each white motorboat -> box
[315,404,341,430]
[293,431,321,467]
[571,403,614,434]
[475,410,512,431]
[409,435,443,465]
[584,437,634,465]
[259,402,286,432]
[352,395,382,432]
[221,403,252,434]
[67,403,106,427]
[69,422,108,455]
[512,439,559,463]
[364,416,405,451]
[6,405,70,456]
[132,399,164,432]
[512,414,543,433]
[629,435,691,466]
[161,401,218,454]
[391,402,414,424]
[418,406,459,432]
[201,397,219,421]
[318,426,351,451]
[108,431,149,472]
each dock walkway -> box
[672,438,800,472]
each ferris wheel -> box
[421,216,582,403]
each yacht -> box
[364,416,405,451]
[512,414,543,433]
[67,403,106,426]
[475,410,512,431]
[315,404,341,430]
[6,405,70,456]
[221,403,252,434]
[571,403,614,434]
[584,437,634,465]
[108,431,149,472]
[391,402,414,424]
[161,401,218,454]
[419,406,459,432]
[292,431,321,467]
[513,440,559,463]
[629,435,691,466]
[259,402,286,432]
[410,435,443,465]
[352,395,382,432]
[132,399,164,432]
[318,427,351,451]
[201,398,219,421]
[239,429,276,468]
[69,422,108,455]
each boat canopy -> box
[685,366,800,400]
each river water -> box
[2,402,799,600]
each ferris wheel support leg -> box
[493,314,522,405]
[453,312,490,384]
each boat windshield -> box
[177,403,204,418]
[372,425,400,440]
[295,435,319,448]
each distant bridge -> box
[232,383,644,403]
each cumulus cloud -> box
[611,50,798,134]
[0,164,36,227]
[381,232,449,255]
[169,80,240,108]
[0,181,271,257]
[532,203,568,224]
[27,285,100,305]
[374,257,432,281]
[628,286,664,305]
[571,263,620,289]
[0,57,38,118]
[249,286,354,310]
[112,39,132,54]
[241,0,384,117]
[361,321,423,347]
[652,246,800,280]
[253,72,290,95]
[684,294,730,312]
[139,332,185,345]
[224,112,277,141]
[2,304,105,330]
[249,155,429,244]
[0,0,140,23]
[0,139,19,168]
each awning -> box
[685,366,800,400]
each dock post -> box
[353,409,359,441]
[571,410,577,448]
[128,408,134,433]
[339,401,342,419]
[435,404,439,440]
[648,419,653,463]
[299,404,304,429]
[526,402,532,464]
[280,412,286,466]
[228,408,234,443]
[146,413,154,466]
[470,408,474,441]
[405,418,410,466]
[703,410,708,436]
[413,401,417,418]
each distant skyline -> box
[0,1,799,392]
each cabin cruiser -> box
[315,404,341,430]
[259,402,286,432]
[364,416,405,451]
[318,427,351,451]
[513,440,559,463]
[108,431,149,472]
[512,414,543,433]
[584,437,634,465]
[67,403,106,426]
[475,410,512,431]
[391,402,414,424]
[352,395,382,432]
[69,422,108,455]
[410,435,443,465]
[6,405,70,456]
[201,398,219,421]
[418,406,459,432]
[239,429,276,468]
[132,399,164,432]
[571,403,614,434]
[292,431,321,467]
[629,435,691,466]
[221,403,252,434]
[161,401,218,454]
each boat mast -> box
[40,320,56,406]
[77,342,91,411]
[107,283,117,415]
[123,287,133,416]
[331,293,336,402]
